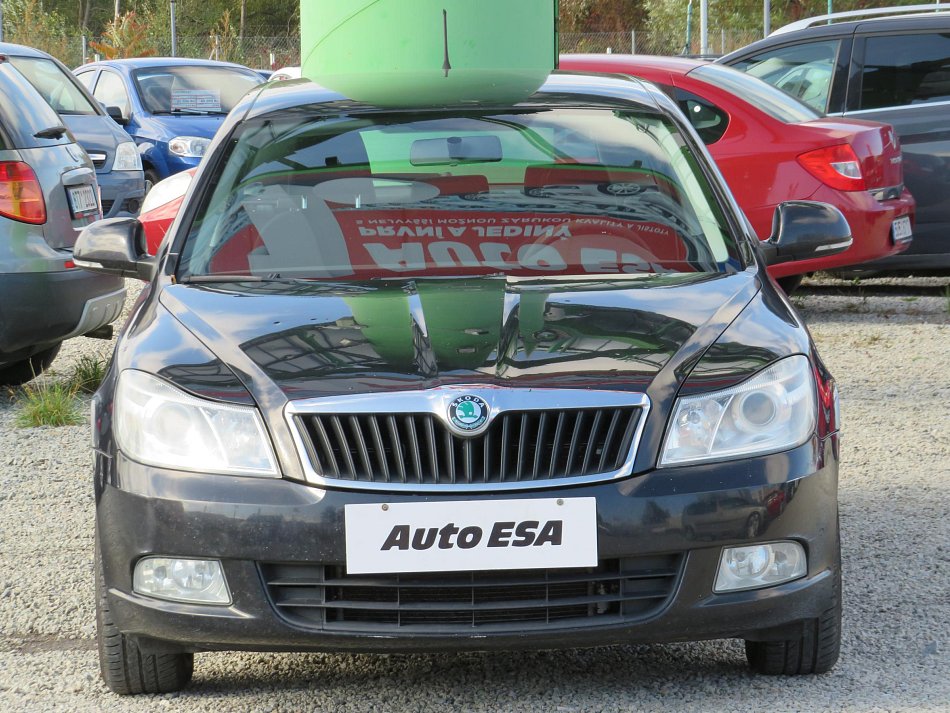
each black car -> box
[720,8,950,273]
[76,73,848,694]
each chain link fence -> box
[47,30,767,71]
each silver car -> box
[0,58,125,384]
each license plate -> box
[345,498,598,574]
[67,184,98,218]
[891,215,913,243]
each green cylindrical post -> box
[300,0,557,106]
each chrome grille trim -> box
[285,387,650,492]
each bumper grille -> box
[261,556,682,633]
[296,407,641,486]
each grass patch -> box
[67,355,107,394]
[15,380,82,428]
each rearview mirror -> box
[761,201,852,266]
[73,217,157,281]
[410,135,502,166]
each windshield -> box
[8,56,98,115]
[689,64,820,123]
[132,66,262,115]
[178,107,741,281]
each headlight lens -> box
[114,369,279,476]
[167,136,210,158]
[112,141,142,171]
[660,355,816,466]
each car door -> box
[843,27,950,257]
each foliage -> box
[2,0,71,60]
[15,380,82,428]
[89,11,157,59]
[209,9,239,62]
[67,356,108,395]
[560,0,647,32]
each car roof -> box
[235,72,664,122]
[80,57,255,71]
[0,41,54,59]
[562,54,706,75]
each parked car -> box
[77,72,847,694]
[73,58,264,191]
[560,55,915,291]
[0,61,125,384]
[1,42,145,217]
[270,66,301,81]
[719,7,950,273]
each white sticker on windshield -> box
[170,89,221,112]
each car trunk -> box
[799,117,904,192]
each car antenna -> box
[442,8,452,78]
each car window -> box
[75,70,97,91]
[132,66,262,115]
[860,33,950,110]
[671,88,729,144]
[729,40,840,113]
[6,56,98,115]
[93,71,131,118]
[178,108,741,281]
[689,64,819,123]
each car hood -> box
[61,114,128,161]
[146,113,228,139]
[158,272,758,401]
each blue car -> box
[74,58,263,190]
[1,42,145,217]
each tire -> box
[96,537,194,695]
[0,343,62,386]
[776,275,804,295]
[745,536,841,675]
[144,169,161,195]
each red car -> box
[560,55,914,290]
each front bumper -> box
[97,169,146,218]
[96,435,839,655]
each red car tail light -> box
[0,161,47,224]
[796,144,867,192]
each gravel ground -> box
[1,276,948,712]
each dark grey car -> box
[0,60,125,383]
[720,10,950,273]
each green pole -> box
[685,0,693,54]
[827,0,833,24]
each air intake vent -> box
[296,407,641,486]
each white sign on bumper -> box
[344,498,598,574]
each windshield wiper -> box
[152,108,227,116]
[179,274,272,283]
[34,125,69,139]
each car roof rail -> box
[772,3,950,35]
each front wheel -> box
[96,536,194,694]
[143,168,161,195]
[744,538,841,675]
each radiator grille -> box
[261,556,682,633]
[296,407,641,486]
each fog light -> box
[714,542,806,593]
[133,557,230,604]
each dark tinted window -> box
[672,89,729,144]
[690,64,819,123]
[730,40,839,113]
[861,33,950,109]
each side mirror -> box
[105,105,128,125]
[760,201,852,266]
[74,217,157,281]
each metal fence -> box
[40,30,767,70]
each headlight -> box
[140,169,193,214]
[660,355,816,466]
[167,136,210,158]
[112,141,142,171]
[114,369,279,476]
